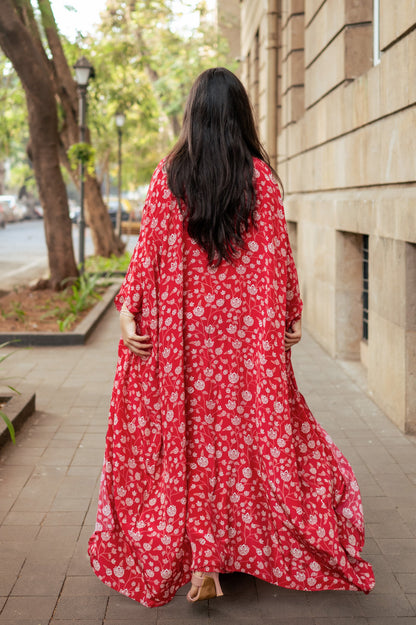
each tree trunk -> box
[0,0,78,288]
[0,160,5,194]
[84,174,125,256]
[38,0,125,257]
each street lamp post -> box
[73,56,94,273]
[115,110,125,238]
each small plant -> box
[67,142,96,178]
[57,313,76,333]
[1,302,26,322]
[11,301,26,322]
[68,272,102,314]
[0,341,20,444]
[57,273,105,331]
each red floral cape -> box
[88,158,375,606]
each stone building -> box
[239,1,415,433]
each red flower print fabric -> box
[88,158,375,606]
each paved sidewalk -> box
[0,307,415,625]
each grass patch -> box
[84,252,131,275]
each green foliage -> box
[67,142,96,176]
[57,313,76,333]
[68,0,235,187]
[67,272,102,315]
[2,0,236,196]
[0,341,20,444]
[0,56,30,193]
[1,301,26,322]
[56,272,104,331]
[85,252,131,274]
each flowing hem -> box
[88,532,375,607]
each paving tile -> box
[70,447,105,466]
[357,592,415,617]
[0,574,18,597]
[306,591,364,616]
[35,524,81,543]
[53,596,107,620]
[0,313,415,625]
[2,510,45,525]
[52,432,84,441]
[374,474,416,499]
[311,620,368,625]
[106,594,160,620]
[0,525,39,542]
[366,554,403,594]
[50,497,91,512]
[157,594,210,620]
[11,565,65,597]
[0,621,49,625]
[50,621,102,625]
[0,595,57,621]
[57,476,97,499]
[60,575,116,597]
[361,537,381,555]
[0,447,45,466]
[377,538,416,554]
[388,553,416,573]
[395,573,416,594]
[42,510,86,526]
[398,508,416,536]
[27,538,75,562]
[367,616,416,625]
[66,465,101,477]
[79,434,106,449]
[84,501,100,524]
[16,432,55,449]
[208,592,263,620]
[367,518,414,539]
[11,477,63,511]
[66,542,94,576]
[150,620,213,625]
[47,439,80,449]
[38,448,75,467]
[211,620,312,625]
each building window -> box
[362,234,369,341]
[373,0,381,65]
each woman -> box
[88,67,375,607]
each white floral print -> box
[88,158,375,607]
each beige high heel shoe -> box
[186,571,224,602]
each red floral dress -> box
[88,158,375,606]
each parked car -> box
[69,204,81,224]
[33,203,43,219]
[0,204,5,228]
[107,198,130,228]
[0,195,17,222]
[12,201,30,221]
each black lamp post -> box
[115,110,126,237]
[73,56,94,273]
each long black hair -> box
[166,67,279,266]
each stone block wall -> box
[240,0,416,432]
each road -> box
[0,219,137,292]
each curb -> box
[0,281,121,347]
[0,390,36,448]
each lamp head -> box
[73,56,95,87]
[115,111,126,128]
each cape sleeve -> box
[284,222,303,328]
[261,161,303,328]
[114,162,163,315]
